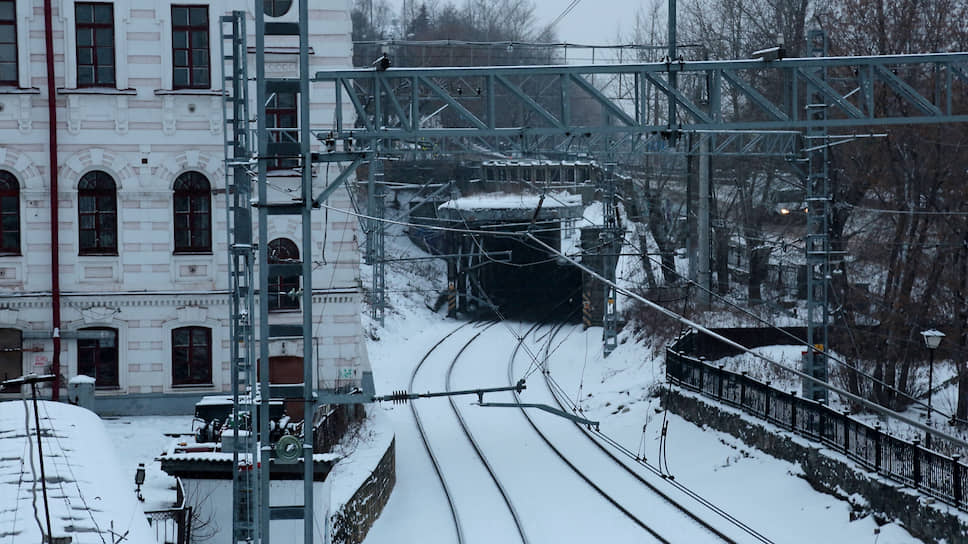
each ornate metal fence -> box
[145,480,193,544]
[145,506,192,544]
[666,331,967,510]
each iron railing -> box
[145,505,192,544]
[144,478,193,544]
[666,330,967,510]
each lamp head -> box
[921,329,945,350]
[135,463,146,486]
[752,46,785,62]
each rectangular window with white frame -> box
[75,2,115,88]
[0,0,16,85]
[171,5,209,90]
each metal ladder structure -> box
[220,11,260,543]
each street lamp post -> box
[921,329,945,448]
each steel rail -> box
[406,321,475,544]
[537,323,772,544]
[505,322,674,544]
[444,324,530,544]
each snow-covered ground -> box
[93,202,940,543]
[360,306,922,543]
[358,210,926,543]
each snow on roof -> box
[68,375,96,384]
[438,191,581,211]
[480,159,596,167]
[0,400,154,544]
[161,450,340,464]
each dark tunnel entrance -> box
[472,227,583,321]
[435,193,587,322]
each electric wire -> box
[532,321,773,543]
[352,169,953,421]
[406,320,477,544]
[444,325,530,544]
[39,401,108,543]
[620,226,959,421]
[544,0,583,37]
[506,322,676,544]
[21,395,46,543]
[525,232,968,449]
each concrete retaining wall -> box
[664,388,968,544]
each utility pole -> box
[803,26,831,404]
[602,163,620,356]
[697,134,711,305]
[366,150,386,325]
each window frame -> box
[170,4,210,90]
[0,328,21,392]
[0,170,20,255]
[75,2,115,88]
[263,0,292,17]
[0,0,17,86]
[266,91,299,170]
[172,171,212,254]
[77,170,118,256]
[171,326,212,387]
[77,327,119,389]
[268,238,300,311]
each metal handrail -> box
[666,331,967,510]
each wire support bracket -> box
[478,401,600,429]
[373,379,526,404]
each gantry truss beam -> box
[335,129,805,161]
[314,52,968,151]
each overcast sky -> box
[531,0,648,44]
[386,0,653,45]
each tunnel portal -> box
[436,192,588,321]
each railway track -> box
[505,321,772,544]
[408,320,528,544]
[527,321,775,544]
[406,318,762,543]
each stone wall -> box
[664,388,968,544]
[329,438,396,544]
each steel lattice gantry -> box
[313,52,968,138]
[312,50,968,371]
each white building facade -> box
[0,0,370,414]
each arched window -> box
[0,171,19,254]
[263,0,292,17]
[268,238,299,311]
[173,171,212,253]
[77,327,118,388]
[172,326,212,386]
[78,171,117,255]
